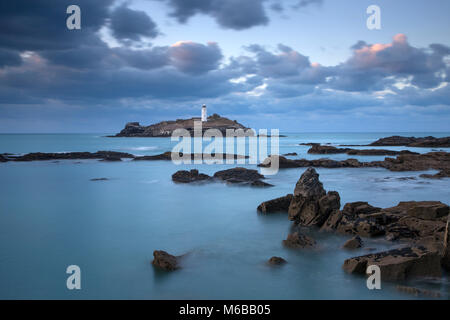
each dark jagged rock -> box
[283,152,298,156]
[343,236,363,249]
[250,180,274,188]
[283,232,316,249]
[420,169,450,179]
[13,151,134,162]
[152,250,180,271]
[288,168,340,227]
[259,152,450,179]
[172,169,212,183]
[114,115,249,137]
[308,144,418,156]
[257,194,293,213]
[343,246,442,281]
[267,256,287,265]
[369,136,450,148]
[134,152,249,161]
[213,167,267,186]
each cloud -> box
[156,0,269,30]
[110,5,159,41]
[169,41,223,74]
[0,49,22,68]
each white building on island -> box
[201,104,207,122]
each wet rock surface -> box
[343,236,363,249]
[343,246,442,281]
[214,167,271,187]
[172,169,212,183]
[152,250,180,271]
[257,194,293,213]
[368,135,450,148]
[283,232,316,249]
[307,144,417,156]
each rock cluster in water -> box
[258,167,450,282]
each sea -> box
[0,132,449,299]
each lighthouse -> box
[201,104,207,122]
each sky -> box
[0,0,449,133]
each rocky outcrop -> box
[283,152,298,156]
[259,152,450,179]
[283,232,316,249]
[11,151,135,162]
[257,194,293,213]
[213,167,272,187]
[369,136,450,148]
[342,246,442,281]
[134,152,248,161]
[0,154,7,162]
[152,250,180,271]
[267,257,287,265]
[307,144,418,156]
[172,169,212,183]
[288,168,340,227]
[114,114,249,137]
[420,169,450,179]
[90,178,109,181]
[343,236,363,249]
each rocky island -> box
[113,114,249,137]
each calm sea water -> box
[0,132,449,299]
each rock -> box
[267,256,287,265]
[396,285,441,298]
[213,167,266,185]
[288,168,340,227]
[250,180,274,188]
[257,194,293,213]
[0,154,7,162]
[114,115,249,137]
[420,169,450,179]
[13,151,135,162]
[282,152,298,156]
[172,169,211,183]
[401,201,449,220]
[343,246,442,281]
[343,236,363,249]
[283,232,316,249]
[442,220,450,271]
[134,152,248,161]
[258,155,302,169]
[90,178,109,181]
[369,135,450,148]
[307,144,418,156]
[152,250,180,271]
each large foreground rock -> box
[343,246,442,281]
[257,194,293,213]
[152,250,180,271]
[288,168,340,227]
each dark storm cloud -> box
[110,5,159,41]
[0,49,22,68]
[0,0,114,51]
[156,0,269,30]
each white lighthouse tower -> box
[201,104,207,122]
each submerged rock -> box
[90,178,109,181]
[343,246,442,281]
[343,236,363,249]
[172,169,211,183]
[152,250,180,271]
[283,232,316,249]
[267,256,287,265]
[257,194,293,213]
